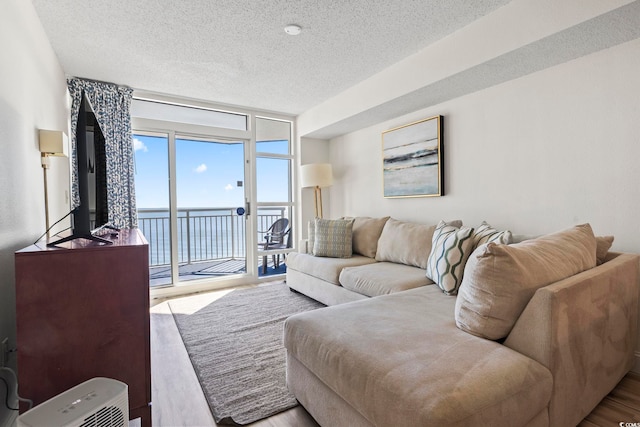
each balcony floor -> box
[149,257,286,287]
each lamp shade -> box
[39,130,68,157]
[300,163,333,188]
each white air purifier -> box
[17,377,128,427]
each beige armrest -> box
[504,253,640,427]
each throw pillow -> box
[312,218,354,258]
[596,235,614,265]
[510,234,541,244]
[472,221,513,250]
[425,221,475,295]
[455,223,597,340]
[376,218,462,269]
[351,216,390,258]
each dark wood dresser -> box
[15,228,151,427]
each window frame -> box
[131,93,297,300]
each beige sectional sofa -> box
[284,217,640,427]
[286,217,443,305]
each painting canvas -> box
[382,115,443,198]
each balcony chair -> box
[259,218,291,274]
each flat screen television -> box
[48,94,114,246]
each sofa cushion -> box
[312,218,354,258]
[284,286,553,427]
[596,235,614,265]
[339,262,433,297]
[307,220,316,254]
[351,216,389,258]
[471,221,513,250]
[426,221,475,295]
[375,218,461,269]
[511,233,541,243]
[455,223,597,340]
[286,252,376,285]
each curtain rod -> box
[67,75,131,90]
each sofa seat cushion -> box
[286,252,376,285]
[284,286,553,427]
[339,262,433,297]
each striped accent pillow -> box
[426,221,475,295]
[472,221,513,250]
[312,218,354,258]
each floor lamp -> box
[39,130,68,236]
[300,163,333,218]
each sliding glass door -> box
[131,99,295,293]
[174,137,247,281]
[134,132,249,287]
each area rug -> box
[168,283,324,425]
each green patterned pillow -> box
[426,221,475,295]
[472,221,513,250]
[313,218,354,258]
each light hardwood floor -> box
[579,372,640,426]
[151,288,640,426]
[150,289,319,427]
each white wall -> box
[329,37,640,248]
[328,37,640,368]
[0,0,69,422]
[298,137,331,240]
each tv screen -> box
[86,111,109,232]
[47,94,112,246]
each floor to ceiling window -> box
[255,117,294,276]
[130,98,295,294]
[132,132,173,286]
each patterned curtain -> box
[67,78,138,228]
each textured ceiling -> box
[30,0,511,116]
[307,0,640,139]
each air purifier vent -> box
[79,405,125,427]
[17,378,128,427]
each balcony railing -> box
[137,207,287,267]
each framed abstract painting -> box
[382,115,443,198]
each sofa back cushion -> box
[455,223,597,340]
[307,220,316,254]
[595,235,614,265]
[375,218,461,269]
[351,216,390,258]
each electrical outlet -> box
[1,337,8,367]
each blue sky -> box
[133,134,289,209]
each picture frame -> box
[382,115,443,198]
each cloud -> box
[194,164,207,173]
[133,138,148,152]
[224,184,233,191]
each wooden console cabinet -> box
[15,228,151,427]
